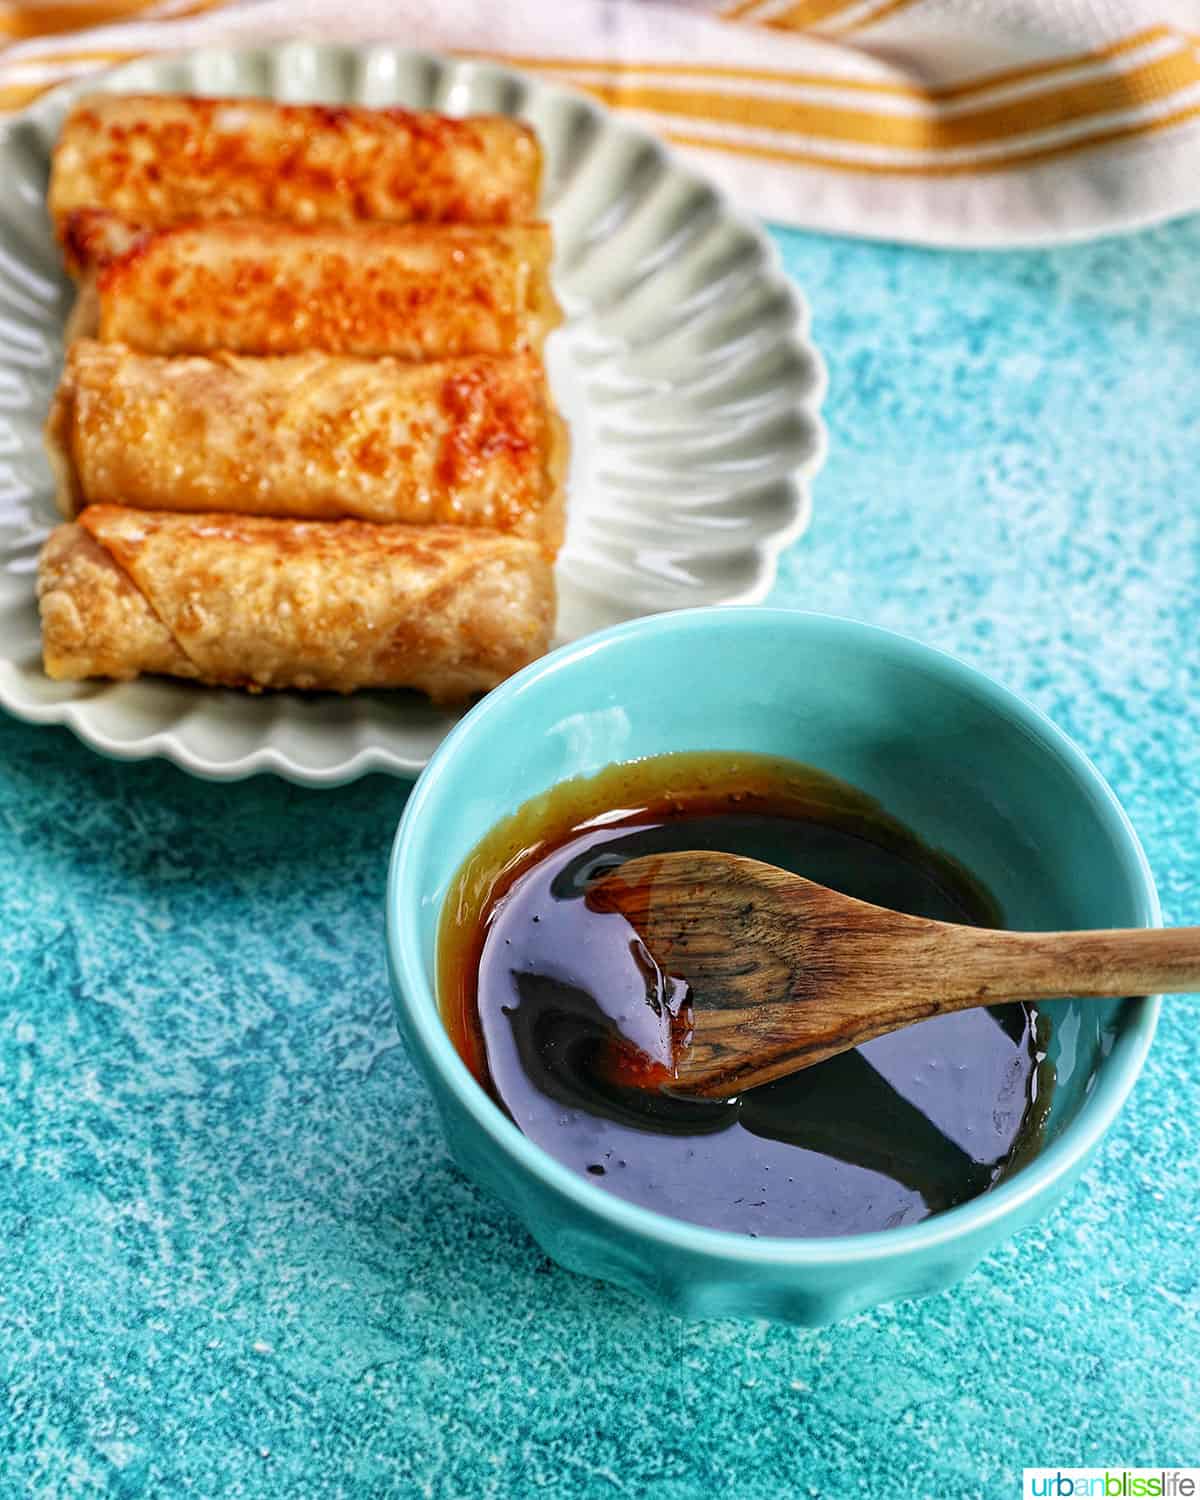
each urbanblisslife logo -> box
[1024,1472,1200,1498]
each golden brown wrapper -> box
[59,207,140,279]
[38,507,556,701]
[47,342,568,553]
[37,523,193,684]
[50,94,542,250]
[92,220,562,359]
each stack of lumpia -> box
[38,94,566,701]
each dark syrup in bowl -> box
[439,753,1053,1238]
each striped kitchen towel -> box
[1,0,1197,244]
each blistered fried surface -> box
[97,220,560,358]
[50,94,542,241]
[37,523,195,682]
[48,342,566,551]
[44,506,555,699]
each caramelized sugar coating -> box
[50,94,542,247]
[93,220,561,359]
[47,342,567,553]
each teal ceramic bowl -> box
[386,608,1160,1324]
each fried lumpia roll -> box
[50,95,542,251]
[92,220,561,358]
[38,507,555,700]
[47,342,568,552]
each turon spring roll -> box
[38,507,555,700]
[50,94,542,250]
[47,342,568,553]
[87,220,561,358]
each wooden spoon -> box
[588,851,1197,1099]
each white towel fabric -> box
[1,0,1197,244]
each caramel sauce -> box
[439,753,1053,1238]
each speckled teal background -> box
[3,216,1198,1497]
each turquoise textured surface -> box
[4,217,1199,1494]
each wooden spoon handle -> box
[674,917,1194,1096]
[917,922,1200,1007]
[591,851,1191,1098]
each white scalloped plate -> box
[0,43,826,784]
